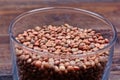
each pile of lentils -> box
[15,24,109,80]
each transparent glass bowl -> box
[9,7,117,80]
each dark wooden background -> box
[0,0,120,80]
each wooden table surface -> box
[0,1,120,80]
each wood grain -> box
[0,2,120,34]
[0,1,120,80]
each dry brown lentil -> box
[34,60,42,68]
[15,24,109,80]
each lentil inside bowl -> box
[15,24,109,80]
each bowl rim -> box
[9,7,117,56]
